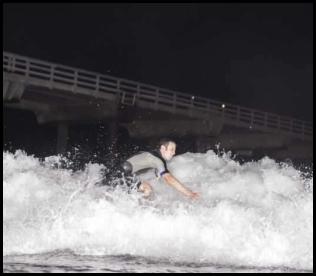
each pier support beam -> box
[108,121,118,154]
[56,123,69,154]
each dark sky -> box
[3,3,313,121]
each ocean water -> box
[3,150,313,273]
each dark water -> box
[3,252,312,273]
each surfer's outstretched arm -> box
[162,173,199,199]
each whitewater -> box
[3,150,313,273]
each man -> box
[121,138,199,200]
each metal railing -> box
[3,51,313,140]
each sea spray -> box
[3,150,313,270]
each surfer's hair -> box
[158,138,176,149]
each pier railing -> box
[3,51,313,141]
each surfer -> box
[121,138,199,200]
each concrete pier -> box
[3,52,313,160]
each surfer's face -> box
[160,142,176,161]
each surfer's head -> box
[159,138,176,161]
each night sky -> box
[3,3,313,121]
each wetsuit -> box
[122,150,169,190]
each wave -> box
[3,150,313,270]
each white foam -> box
[3,150,313,270]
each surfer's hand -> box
[188,191,200,200]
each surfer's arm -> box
[162,173,199,199]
